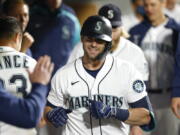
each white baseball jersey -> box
[68,37,149,80]
[48,54,147,135]
[0,46,37,135]
[141,20,174,89]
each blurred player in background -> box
[0,55,54,128]
[2,0,34,56]
[27,1,81,134]
[0,16,37,135]
[28,0,81,77]
[129,0,179,134]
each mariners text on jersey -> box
[68,94,124,110]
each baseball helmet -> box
[81,15,112,42]
[98,4,122,28]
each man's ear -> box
[13,32,19,43]
[15,32,22,43]
[13,32,22,51]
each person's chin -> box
[88,55,98,60]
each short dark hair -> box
[2,0,28,15]
[0,16,22,40]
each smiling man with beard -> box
[44,15,155,135]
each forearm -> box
[0,83,47,128]
[124,108,151,125]
[90,97,154,128]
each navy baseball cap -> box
[98,4,122,28]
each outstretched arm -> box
[0,55,54,128]
[90,96,155,131]
[0,83,47,128]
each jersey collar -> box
[75,54,114,84]
[0,46,17,53]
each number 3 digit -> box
[0,75,27,97]
[10,75,27,97]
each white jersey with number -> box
[48,54,147,135]
[0,46,37,135]
[141,20,174,90]
[68,37,149,80]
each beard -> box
[83,43,110,61]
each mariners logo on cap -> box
[107,10,114,19]
[95,21,102,31]
[133,80,144,93]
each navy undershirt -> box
[84,67,101,78]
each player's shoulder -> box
[61,4,79,23]
[165,17,180,31]
[19,52,37,64]
[114,57,142,78]
[61,3,76,15]
[121,38,144,55]
[129,19,151,34]
[114,56,134,69]
[8,50,36,62]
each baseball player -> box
[0,55,54,128]
[0,17,37,135]
[129,0,180,135]
[68,4,148,81]
[65,4,149,135]
[2,0,34,56]
[44,15,155,135]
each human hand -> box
[46,107,72,128]
[29,55,54,85]
[89,100,112,119]
[171,97,180,119]
[21,32,34,53]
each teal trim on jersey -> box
[61,10,81,47]
[141,111,156,132]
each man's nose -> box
[91,40,98,47]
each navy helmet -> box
[81,15,112,42]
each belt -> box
[147,88,171,94]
